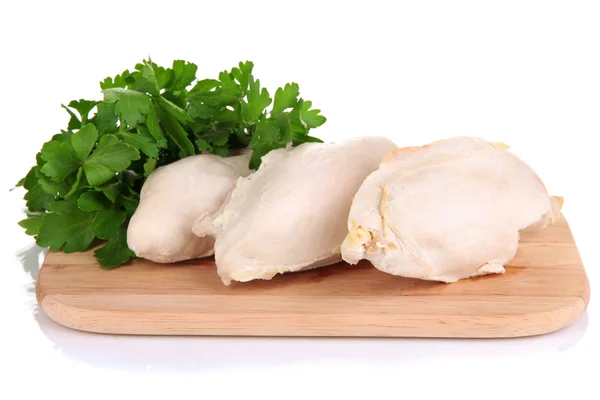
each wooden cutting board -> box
[36,214,590,338]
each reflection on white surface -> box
[33,304,589,374]
[15,243,46,282]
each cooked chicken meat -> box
[127,152,252,263]
[341,136,563,282]
[193,137,398,285]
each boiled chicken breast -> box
[341,136,563,282]
[193,137,398,285]
[127,152,252,263]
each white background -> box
[1,0,598,398]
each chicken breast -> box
[193,137,398,285]
[341,136,563,282]
[127,152,252,263]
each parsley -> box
[16,58,326,268]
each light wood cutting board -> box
[35,214,590,338]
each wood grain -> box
[36,214,590,338]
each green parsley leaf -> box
[195,137,212,152]
[103,88,152,127]
[289,99,326,134]
[190,78,221,93]
[242,76,271,123]
[117,129,159,159]
[230,61,254,94]
[71,123,98,161]
[214,147,229,157]
[187,75,241,120]
[130,60,163,95]
[168,60,198,91]
[94,227,135,268]
[24,185,55,212]
[155,96,193,124]
[158,108,195,156]
[272,83,300,116]
[202,128,230,147]
[145,105,166,145]
[161,90,187,109]
[68,100,98,123]
[100,70,130,90]
[118,195,139,217]
[40,141,80,181]
[292,132,324,146]
[214,108,239,124]
[249,142,287,170]
[248,119,286,169]
[300,100,327,128]
[143,158,157,177]
[38,176,70,197]
[51,131,73,143]
[21,166,55,212]
[77,191,110,211]
[61,104,81,130]
[37,197,96,253]
[249,118,280,148]
[93,207,127,240]
[187,83,238,119]
[91,102,119,135]
[276,113,293,143]
[83,134,140,186]
[18,217,44,236]
[65,168,85,197]
[100,181,121,202]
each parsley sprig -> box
[16,59,326,268]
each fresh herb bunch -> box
[16,58,327,268]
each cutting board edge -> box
[37,286,590,339]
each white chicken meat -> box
[341,136,563,282]
[193,137,398,285]
[127,152,252,263]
